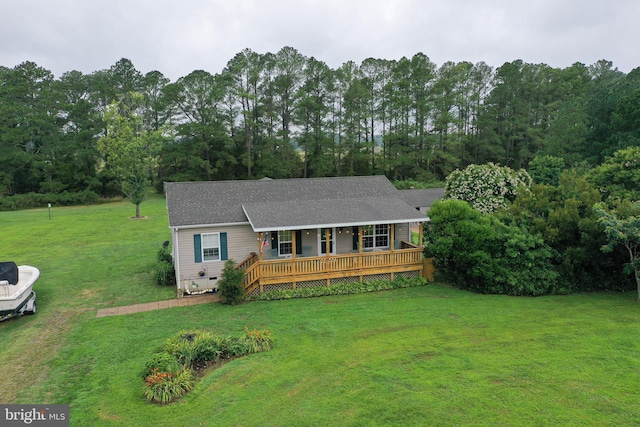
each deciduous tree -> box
[445,162,532,213]
[97,94,162,218]
[594,201,640,301]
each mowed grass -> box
[2,196,640,426]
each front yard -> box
[1,196,639,426]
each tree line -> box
[1,47,639,204]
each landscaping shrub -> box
[141,352,183,379]
[162,330,221,366]
[154,245,176,287]
[143,368,194,404]
[243,327,275,354]
[143,328,275,404]
[220,336,251,357]
[218,259,246,305]
[424,199,558,296]
[251,276,426,301]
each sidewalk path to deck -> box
[96,293,220,318]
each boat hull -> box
[0,265,39,316]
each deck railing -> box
[236,252,258,271]
[241,247,423,293]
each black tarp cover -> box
[0,262,18,285]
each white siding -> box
[335,230,353,254]
[395,224,411,244]
[175,224,257,293]
[172,222,417,294]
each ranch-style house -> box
[165,176,443,297]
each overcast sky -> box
[1,0,638,81]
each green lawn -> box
[1,196,639,426]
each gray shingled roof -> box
[398,188,446,210]
[165,176,431,230]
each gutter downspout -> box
[172,228,182,297]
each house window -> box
[363,224,389,249]
[279,230,292,255]
[202,233,220,261]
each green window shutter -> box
[220,232,228,261]
[295,230,302,255]
[194,234,202,263]
[352,227,359,251]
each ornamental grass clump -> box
[162,330,222,366]
[243,327,275,353]
[143,367,194,404]
[141,352,183,379]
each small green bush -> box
[220,336,251,357]
[218,259,246,305]
[157,245,173,263]
[143,368,194,404]
[243,327,275,354]
[154,246,176,286]
[162,330,221,366]
[141,352,182,379]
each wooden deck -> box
[241,247,425,295]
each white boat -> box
[0,262,39,320]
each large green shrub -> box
[218,259,246,305]
[505,170,630,292]
[424,199,558,296]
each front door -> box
[318,228,335,255]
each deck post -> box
[258,232,264,261]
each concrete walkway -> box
[96,292,220,318]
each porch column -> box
[358,226,363,253]
[419,222,423,248]
[390,224,395,252]
[326,228,331,258]
[258,232,264,261]
[291,230,296,276]
[292,231,297,260]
